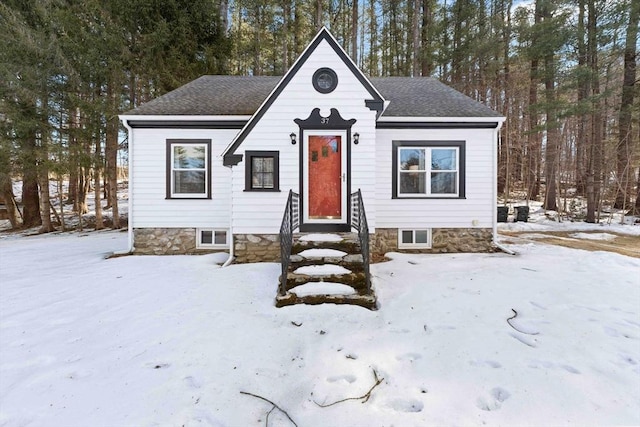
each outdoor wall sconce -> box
[353,132,360,144]
[290,132,297,145]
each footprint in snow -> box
[383,398,424,413]
[529,301,547,310]
[561,365,580,374]
[469,359,502,368]
[396,353,422,362]
[327,374,357,384]
[509,332,537,348]
[184,375,202,389]
[604,326,621,337]
[476,387,510,412]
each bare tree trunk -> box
[282,1,290,72]
[0,177,22,229]
[542,5,558,211]
[38,164,55,233]
[526,1,541,200]
[57,176,65,230]
[67,168,77,205]
[351,0,358,61]
[293,0,302,56]
[106,77,121,229]
[94,137,104,230]
[586,0,602,222]
[635,169,640,215]
[575,0,588,196]
[614,0,638,210]
[543,71,559,211]
[368,0,378,75]
[22,135,41,228]
[420,0,434,76]
[77,167,89,216]
[219,0,229,32]
[315,0,323,30]
[94,170,103,229]
[412,0,421,77]
[67,106,80,206]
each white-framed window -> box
[392,141,465,198]
[197,228,228,248]
[166,140,211,199]
[398,229,432,249]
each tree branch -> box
[240,391,298,427]
[314,369,384,408]
[507,308,540,335]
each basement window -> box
[398,229,432,249]
[197,229,228,248]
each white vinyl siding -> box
[376,128,496,229]
[130,128,235,229]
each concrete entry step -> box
[278,232,376,310]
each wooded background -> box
[0,0,638,231]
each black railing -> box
[279,190,299,296]
[350,189,371,292]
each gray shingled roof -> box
[126,76,280,116]
[371,77,502,118]
[125,75,501,118]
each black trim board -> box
[129,120,247,129]
[222,27,384,165]
[300,223,351,232]
[391,140,466,199]
[377,121,499,129]
[365,99,384,113]
[293,108,357,129]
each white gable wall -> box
[375,127,496,229]
[130,127,235,229]
[231,39,378,234]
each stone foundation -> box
[132,227,493,260]
[133,228,223,255]
[371,228,494,257]
[234,234,280,263]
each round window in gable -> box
[312,68,338,94]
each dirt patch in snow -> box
[500,230,640,258]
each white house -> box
[119,27,505,265]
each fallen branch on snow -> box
[507,309,540,336]
[240,391,298,427]
[313,368,384,408]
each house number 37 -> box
[321,117,330,124]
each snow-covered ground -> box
[1,225,639,426]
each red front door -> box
[308,135,342,219]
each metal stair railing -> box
[350,189,371,292]
[279,190,299,296]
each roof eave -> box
[377,116,506,122]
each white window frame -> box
[196,228,228,248]
[397,146,459,198]
[398,229,432,249]
[168,140,210,199]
